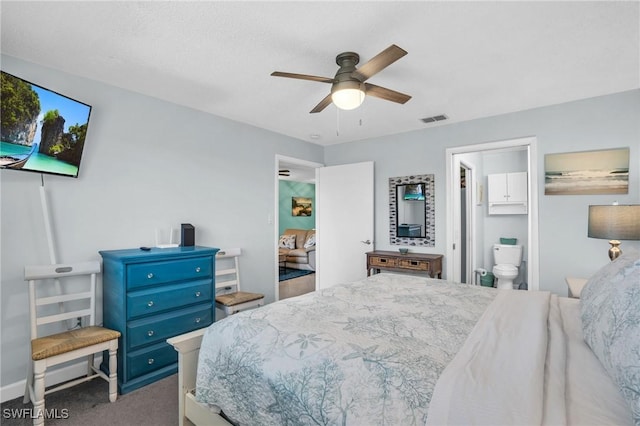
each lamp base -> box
[608,240,622,261]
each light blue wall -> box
[279,180,315,234]
[324,89,640,295]
[2,53,639,392]
[0,54,323,388]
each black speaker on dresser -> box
[181,223,195,247]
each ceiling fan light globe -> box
[331,88,365,110]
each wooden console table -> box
[366,251,443,279]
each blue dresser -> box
[99,246,219,394]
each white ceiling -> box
[1,1,638,147]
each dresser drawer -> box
[127,257,212,290]
[398,258,430,271]
[127,304,213,350]
[369,256,397,268]
[127,280,213,320]
[127,342,177,379]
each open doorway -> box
[445,137,540,291]
[275,155,322,301]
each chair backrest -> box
[215,248,242,294]
[25,261,101,340]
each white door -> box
[316,161,374,290]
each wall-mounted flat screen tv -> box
[1,71,92,178]
[403,183,425,201]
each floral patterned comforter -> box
[196,273,497,425]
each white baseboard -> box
[1,356,103,403]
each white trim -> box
[446,136,539,291]
[459,160,475,284]
[1,356,103,403]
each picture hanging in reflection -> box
[292,197,312,216]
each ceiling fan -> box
[271,44,411,113]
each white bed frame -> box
[167,329,232,426]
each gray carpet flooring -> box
[1,374,178,426]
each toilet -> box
[492,244,523,290]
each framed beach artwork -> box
[292,197,312,216]
[544,147,629,195]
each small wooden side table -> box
[366,250,443,279]
[565,277,588,299]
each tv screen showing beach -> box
[1,71,92,178]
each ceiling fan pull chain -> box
[336,107,340,136]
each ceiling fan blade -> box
[271,71,334,84]
[364,83,411,104]
[352,44,407,82]
[310,93,333,113]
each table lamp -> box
[588,204,640,260]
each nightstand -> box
[565,277,588,299]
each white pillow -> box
[278,234,295,249]
[304,234,316,249]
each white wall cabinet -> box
[488,172,528,215]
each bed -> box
[168,250,639,426]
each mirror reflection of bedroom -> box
[277,161,316,299]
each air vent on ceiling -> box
[420,114,448,123]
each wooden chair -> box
[24,261,121,426]
[215,248,264,317]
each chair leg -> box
[32,361,46,426]
[23,360,33,404]
[87,354,95,376]
[108,343,118,402]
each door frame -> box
[274,155,323,301]
[445,136,540,291]
[459,160,475,284]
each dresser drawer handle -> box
[147,330,155,337]
[148,358,154,365]
[379,258,387,263]
[147,301,154,307]
[410,261,418,266]
[195,317,201,324]
[147,273,154,279]
[195,267,201,273]
[195,291,201,297]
